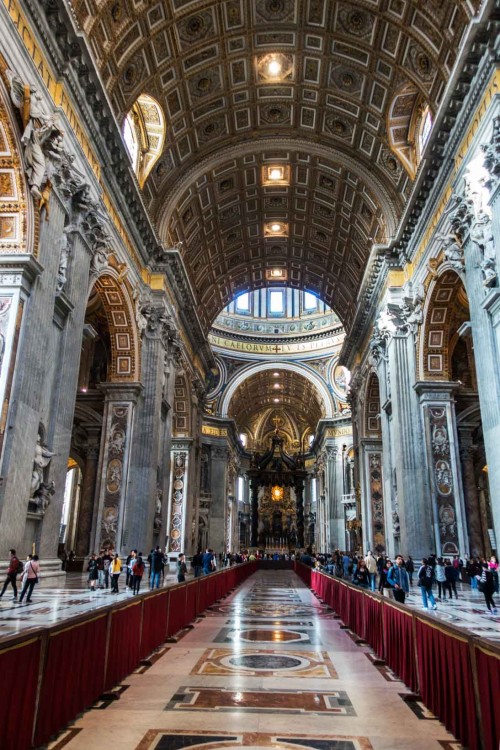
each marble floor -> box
[0,568,498,646]
[45,570,463,750]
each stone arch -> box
[418,268,470,381]
[220,361,335,418]
[363,372,382,439]
[0,73,31,255]
[89,271,140,382]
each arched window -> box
[418,107,433,157]
[122,94,165,187]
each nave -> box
[50,571,460,750]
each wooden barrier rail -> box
[0,561,257,750]
[295,563,500,750]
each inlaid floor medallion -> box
[191,648,338,677]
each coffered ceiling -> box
[228,368,325,445]
[73,0,480,331]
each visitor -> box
[202,547,215,575]
[405,555,415,585]
[378,559,393,596]
[444,558,459,599]
[177,553,187,583]
[125,549,137,590]
[19,555,40,603]
[149,546,163,588]
[488,555,499,594]
[435,558,447,600]
[352,560,369,588]
[478,561,498,614]
[342,552,350,578]
[132,554,144,594]
[0,548,21,601]
[192,549,203,577]
[418,558,437,610]
[364,550,377,591]
[96,551,105,589]
[387,555,410,604]
[103,549,112,588]
[87,553,98,592]
[110,553,122,593]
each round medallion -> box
[171,529,180,539]
[228,654,302,670]
[174,479,184,490]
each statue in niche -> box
[31,433,56,498]
[56,225,77,294]
[7,71,64,201]
[32,480,55,513]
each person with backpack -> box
[418,558,438,610]
[444,558,459,599]
[387,554,410,604]
[131,554,145,594]
[477,561,498,614]
[19,555,41,603]
[405,556,415,586]
[0,548,22,601]
[177,553,187,583]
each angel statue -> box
[6,71,64,200]
[31,433,56,498]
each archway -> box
[420,268,490,557]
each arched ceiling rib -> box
[73,0,481,331]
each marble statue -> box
[7,71,64,200]
[31,433,56,498]
[33,480,55,513]
[471,212,497,287]
[441,233,464,272]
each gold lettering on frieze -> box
[325,427,352,438]
[208,333,339,355]
[202,425,228,437]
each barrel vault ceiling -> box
[228,368,325,448]
[73,0,480,332]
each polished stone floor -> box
[45,570,462,750]
[0,568,499,645]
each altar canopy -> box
[247,431,307,548]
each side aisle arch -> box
[91,271,141,382]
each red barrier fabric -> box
[0,636,40,750]
[197,576,209,614]
[140,590,169,659]
[363,596,384,657]
[416,620,478,750]
[167,585,187,636]
[35,614,107,745]
[206,573,217,607]
[383,604,418,693]
[105,601,142,690]
[475,645,500,750]
[185,581,198,625]
[347,586,364,635]
[215,571,224,601]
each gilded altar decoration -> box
[271,485,284,502]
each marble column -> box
[208,445,228,555]
[74,428,101,557]
[93,382,142,555]
[416,382,468,557]
[360,440,385,555]
[166,439,192,555]
[458,429,484,557]
[125,303,171,555]
[386,331,433,558]
[250,477,259,547]
[295,476,305,548]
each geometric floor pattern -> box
[47,570,463,750]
